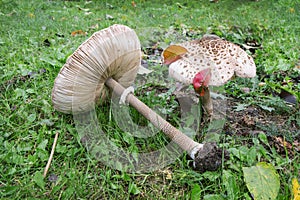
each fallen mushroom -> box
[52,25,228,172]
[52,24,141,113]
[163,34,256,116]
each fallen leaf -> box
[258,82,266,86]
[162,45,187,65]
[71,30,86,36]
[28,13,35,18]
[292,178,300,200]
[243,162,280,200]
[242,115,255,126]
[274,136,293,151]
[160,169,172,180]
[131,1,137,7]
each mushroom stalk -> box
[105,78,200,153]
[201,88,213,116]
[105,78,229,172]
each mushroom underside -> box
[52,24,141,113]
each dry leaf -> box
[71,30,86,36]
[162,45,187,65]
[131,1,137,7]
[28,13,35,18]
[275,136,292,150]
[160,169,172,180]
[292,178,300,200]
[242,115,255,126]
[259,82,266,87]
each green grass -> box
[0,0,299,199]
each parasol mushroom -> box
[52,24,141,113]
[163,34,256,116]
[52,25,228,172]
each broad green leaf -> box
[222,170,238,199]
[33,171,45,189]
[14,88,26,99]
[243,162,280,200]
[28,113,36,123]
[258,132,269,145]
[128,183,140,195]
[37,139,48,150]
[26,88,35,94]
[0,186,19,196]
[190,184,201,200]
[110,183,118,190]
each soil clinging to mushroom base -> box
[193,142,230,172]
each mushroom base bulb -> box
[192,68,211,96]
[193,142,230,172]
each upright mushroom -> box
[52,25,228,172]
[163,34,256,116]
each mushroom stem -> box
[105,78,229,172]
[201,88,213,117]
[105,78,200,154]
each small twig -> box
[43,132,59,178]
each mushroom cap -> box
[52,24,141,113]
[167,34,256,86]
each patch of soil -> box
[225,98,299,135]
[224,98,300,157]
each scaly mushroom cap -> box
[52,24,141,113]
[165,34,256,86]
